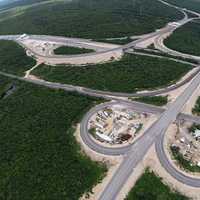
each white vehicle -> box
[18,34,29,40]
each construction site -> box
[87,105,151,145]
[168,121,200,169]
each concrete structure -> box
[1,0,200,199]
[88,105,146,145]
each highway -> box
[1,54,200,199]
[80,99,200,155]
[99,70,200,200]
[0,1,194,66]
[1,60,200,99]
[154,32,200,62]
[80,101,164,156]
[2,67,200,196]
[125,49,198,66]
[1,0,200,199]
[156,131,200,188]
[153,1,200,62]
[0,0,198,98]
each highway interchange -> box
[1,0,200,199]
[98,70,200,199]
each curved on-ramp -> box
[80,101,163,156]
[156,132,200,187]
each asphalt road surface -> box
[156,132,200,187]
[80,101,164,155]
[99,71,200,200]
[0,0,200,199]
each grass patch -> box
[125,169,188,200]
[0,76,106,200]
[54,46,94,55]
[171,146,200,173]
[133,96,168,106]
[164,20,200,56]
[0,0,182,39]
[0,40,36,75]
[32,54,192,93]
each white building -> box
[96,132,112,142]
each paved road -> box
[153,0,200,63]
[80,66,200,98]
[1,70,200,123]
[126,50,198,66]
[1,65,200,199]
[0,2,191,62]
[80,101,164,155]
[156,131,200,188]
[99,71,200,200]
[80,99,200,156]
[0,55,198,99]
[154,31,200,62]
[1,0,200,198]
[0,3,197,98]
[0,27,176,60]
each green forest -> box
[164,20,200,56]
[166,0,200,13]
[0,0,182,39]
[32,54,192,93]
[0,40,36,75]
[54,46,94,55]
[134,96,168,106]
[125,169,188,200]
[0,76,106,200]
[171,146,200,173]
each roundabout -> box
[1,0,200,199]
[83,101,156,148]
[80,101,160,156]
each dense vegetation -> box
[0,0,51,23]
[135,49,199,64]
[133,96,168,106]
[192,96,200,115]
[0,76,14,99]
[166,0,200,13]
[54,46,94,55]
[171,146,200,173]
[0,0,182,39]
[188,123,200,133]
[0,76,106,200]
[125,169,188,200]
[0,40,36,75]
[164,20,200,56]
[32,54,192,93]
